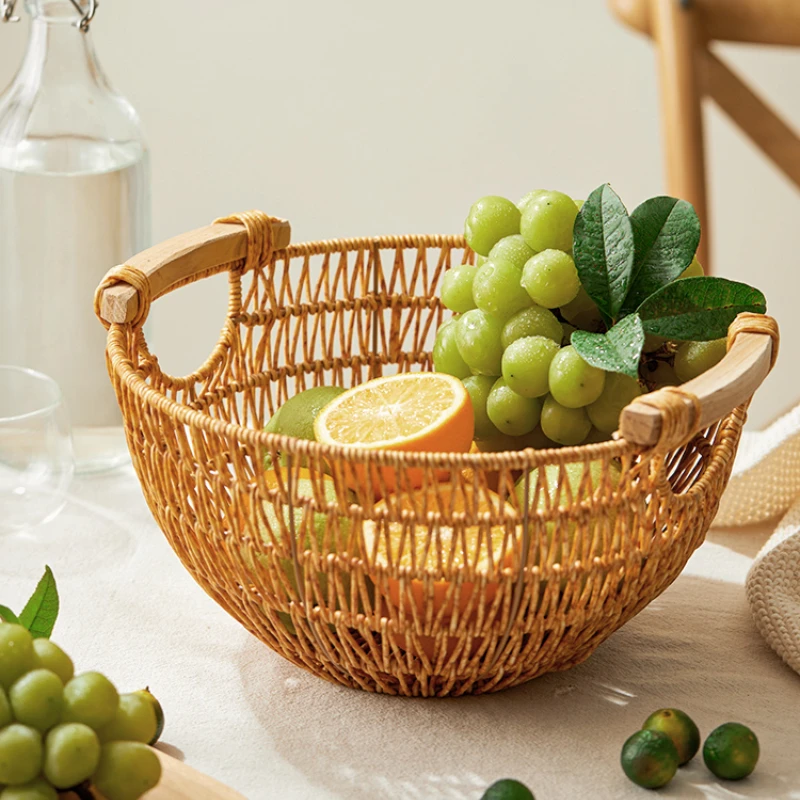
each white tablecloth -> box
[3,457,799,800]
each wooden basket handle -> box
[619,313,779,448]
[95,213,291,326]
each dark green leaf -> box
[637,277,766,341]
[571,313,645,379]
[18,566,59,639]
[573,184,635,320]
[624,196,701,310]
[0,605,19,624]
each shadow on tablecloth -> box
[238,575,800,800]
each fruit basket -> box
[94,211,778,697]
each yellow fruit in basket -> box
[314,373,474,495]
[363,483,515,619]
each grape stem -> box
[67,781,95,800]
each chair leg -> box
[650,0,711,270]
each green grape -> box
[521,249,580,309]
[561,322,576,346]
[62,672,119,730]
[476,254,487,267]
[517,189,546,214]
[133,689,164,746]
[0,625,34,690]
[0,725,42,785]
[93,741,162,800]
[9,669,63,733]
[473,432,520,452]
[501,336,559,398]
[674,338,727,382]
[97,693,157,745]
[455,310,504,376]
[488,234,536,270]
[559,286,604,331]
[548,345,606,408]
[540,395,592,445]
[440,263,478,313]
[501,305,562,349]
[642,333,666,353]
[464,196,521,256]
[679,255,704,279]
[0,687,11,728]
[587,373,643,433]
[473,259,533,320]
[0,778,57,800]
[642,360,679,388]
[517,425,559,450]
[574,198,584,210]
[433,319,471,380]
[43,723,100,789]
[31,640,73,686]
[486,378,542,437]
[585,427,612,444]
[520,190,579,252]
[463,375,501,440]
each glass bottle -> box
[0,0,150,472]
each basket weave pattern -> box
[102,231,747,697]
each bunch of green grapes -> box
[0,623,163,800]
[434,191,727,448]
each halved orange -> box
[314,372,474,494]
[362,482,517,620]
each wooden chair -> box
[609,0,800,271]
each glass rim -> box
[0,365,64,423]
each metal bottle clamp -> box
[2,0,98,31]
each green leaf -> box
[624,196,701,311]
[18,566,59,640]
[0,605,20,624]
[573,184,635,321]
[637,277,766,341]
[571,313,645,379]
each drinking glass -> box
[0,366,74,532]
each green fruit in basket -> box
[0,686,11,728]
[548,345,606,409]
[642,708,700,765]
[516,460,620,511]
[0,777,58,800]
[462,375,501,440]
[133,688,164,746]
[501,306,562,349]
[433,319,471,380]
[9,669,63,732]
[520,190,578,253]
[0,624,34,690]
[486,378,542,437]
[264,386,347,443]
[62,672,119,730]
[621,729,679,789]
[488,234,536,271]
[43,723,100,789]
[560,286,604,332]
[0,724,43,785]
[92,741,162,800]
[540,395,591,446]
[481,778,535,800]
[517,189,546,215]
[97,693,158,745]
[587,373,643,434]
[464,196,521,256]
[703,722,759,780]
[31,639,73,685]
[521,249,580,309]
[501,336,559,399]
[455,309,504,376]
[574,198,584,210]
[473,259,533,321]
[674,338,727,383]
[560,322,576,346]
[584,426,612,444]
[679,255,704,279]
[440,263,478,314]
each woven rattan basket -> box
[95,212,778,697]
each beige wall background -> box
[1,0,797,428]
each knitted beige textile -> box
[714,403,800,675]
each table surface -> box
[3,457,799,800]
